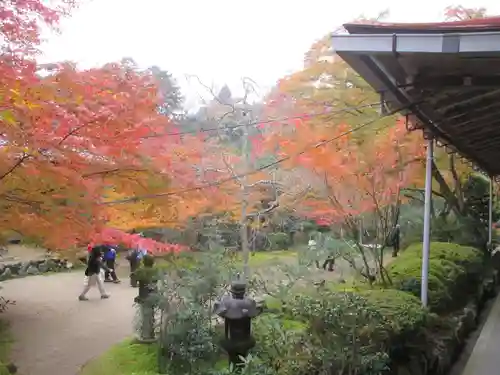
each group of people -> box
[307,235,337,272]
[78,243,148,301]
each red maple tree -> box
[260,115,423,282]
[0,1,207,253]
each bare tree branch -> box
[0,153,30,181]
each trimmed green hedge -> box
[387,242,484,313]
[357,289,427,337]
[403,242,483,272]
[259,287,428,374]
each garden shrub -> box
[390,257,448,306]
[358,289,427,337]
[253,288,429,375]
[284,290,391,374]
[0,320,12,375]
[251,313,309,374]
[260,287,480,375]
[403,242,483,274]
[267,232,291,250]
[388,242,484,313]
[357,289,432,372]
[79,339,158,375]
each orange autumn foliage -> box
[262,118,424,223]
[0,1,191,252]
[0,57,220,250]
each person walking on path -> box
[103,245,120,283]
[309,232,332,270]
[79,245,112,301]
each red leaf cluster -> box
[89,228,188,254]
[0,0,75,56]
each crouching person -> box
[104,245,120,283]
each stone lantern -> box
[214,276,261,370]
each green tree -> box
[119,57,184,117]
[149,65,184,116]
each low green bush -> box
[257,288,428,375]
[388,242,484,313]
[260,290,391,374]
[357,289,427,336]
[267,232,291,250]
[403,242,483,273]
[0,320,12,375]
[79,339,158,375]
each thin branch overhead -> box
[143,102,380,138]
[102,101,414,206]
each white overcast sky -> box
[41,0,500,108]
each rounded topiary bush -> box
[357,288,429,370]
[389,259,448,310]
[357,288,427,335]
[403,242,483,273]
[271,288,430,375]
[388,242,484,313]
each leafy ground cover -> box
[0,320,13,375]
[79,340,158,375]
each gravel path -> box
[1,270,137,375]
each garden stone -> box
[0,268,12,281]
[8,262,21,275]
[18,269,27,277]
[27,265,40,275]
[38,261,49,273]
[45,259,58,271]
[18,262,30,277]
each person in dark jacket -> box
[78,245,111,301]
[103,245,120,283]
[391,224,401,257]
[321,256,335,272]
